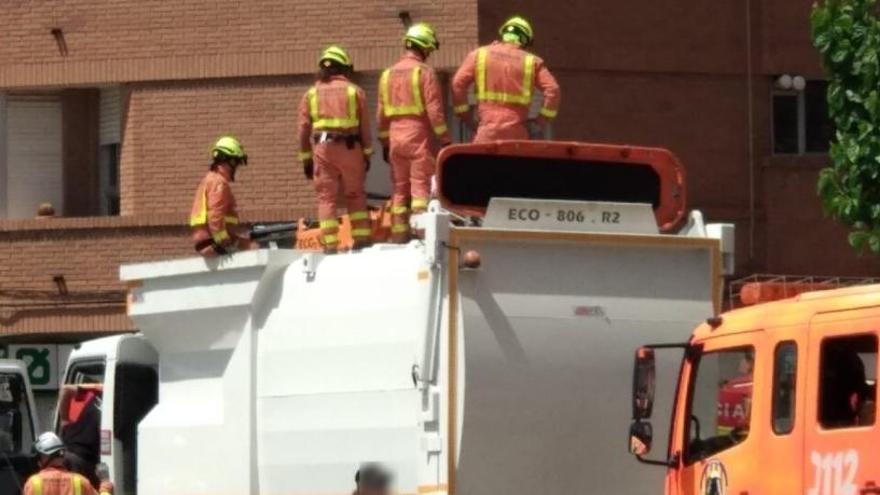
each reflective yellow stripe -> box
[190,187,237,227]
[319,219,339,229]
[433,124,448,136]
[73,475,83,495]
[381,67,425,117]
[378,130,390,139]
[454,104,470,114]
[212,229,230,243]
[390,205,408,215]
[189,186,208,226]
[310,85,359,129]
[539,107,558,118]
[299,150,313,160]
[352,228,372,238]
[476,48,535,105]
[323,234,339,244]
[349,211,369,221]
[391,224,410,233]
[363,147,373,156]
[32,475,42,495]
[411,197,429,209]
[101,492,112,495]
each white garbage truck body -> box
[66,141,733,495]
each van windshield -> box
[684,347,755,464]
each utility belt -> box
[313,132,362,149]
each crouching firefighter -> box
[298,46,373,254]
[190,136,257,257]
[23,432,112,495]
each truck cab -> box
[0,359,40,494]
[60,335,158,495]
[630,282,880,495]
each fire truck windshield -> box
[684,347,754,465]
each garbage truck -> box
[62,141,734,495]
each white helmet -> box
[34,432,64,456]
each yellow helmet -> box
[404,23,439,52]
[319,45,353,68]
[499,16,534,46]
[211,135,248,165]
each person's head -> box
[33,432,65,468]
[498,15,534,47]
[355,463,392,495]
[319,45,354,81]
[739,351,754,375]
[404,23,439,60]
[210,135,248,181]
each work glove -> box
[364,156,372,172]
[303,159,314,180]
[382,144,390,163]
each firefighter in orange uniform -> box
[451,16,561,142]
[298,46,373,254]
[190,136,256,257]
[377,23,451,243]
[23,432,111,495]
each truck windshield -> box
[0,373,34,455]
[684,346,754,464]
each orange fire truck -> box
[629,280,879,495]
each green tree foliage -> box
[812,0,880,252]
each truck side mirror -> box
[629,420,653,456]
[632,347,656,420]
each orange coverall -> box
[298,76,373,249]
[451,41,561,142]
[377,52,451,241]
[22,463,110,495]
[189,167,251,256]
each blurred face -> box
[739,354,754,375]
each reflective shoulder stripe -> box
[189,185,208,227]
[31,475,43,495]
[475,47,534,106]
[307,86,319,122]
[381,66,425,117]
[73,474,83,495]
[476,47,488,101]
[312,84,360,129]
[411,66,424,114]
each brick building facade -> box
[0,0,877,352]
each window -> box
[772,80,834,155]
[772,341,797,434]
[66,361,105,385]
[685,347,754,464]
[0,373,34,455]
[99,143,120,215]
[819,334,877,429]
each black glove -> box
[364,156,372,172]
[303,159,314,180]
[382,145,390,163]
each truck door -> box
[806,311,878,495]
[670,332,762,495]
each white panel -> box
[99,87,121,145]
[6,97,63,218]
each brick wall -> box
[120,74,398,217]
[0,216,191,338]
[0,0,477,87]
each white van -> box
[59,335,157,495]
[0,359,39,493]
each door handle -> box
[861,481,880,494]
